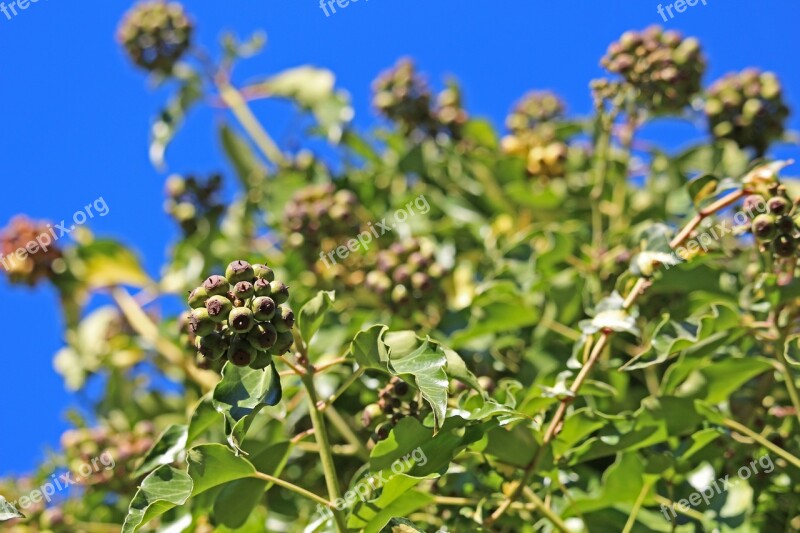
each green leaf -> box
[579,292,639,337]
[76,240,151,289]
[212,361,282,452]
[122,466,193,533]
[450,284,541,347]
[150,69,202,169]
[188,395,220,444]
[219,124,268,189]
[674,356,774,403]
[297,290,336,345]
[133,424,189,477]
[213,441,292,529]
[623,303,740,371]
[347,474,435,533]
[0,496,23,521]
[784,334,800,366]
[687,174,720,207]
[348,324,390,371]
[387,338,448,429]
[213,362,282,422]
[370,417,485,478]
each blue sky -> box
[1,1,799,475]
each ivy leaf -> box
[622,303,740,371]
[687,174,720,207]
[75,240,151,289]
[213,441,292,529]
[348,324,390,371]
[0,496,23,521]
[212,361,282,452]
[188,395,220,444]
[297,290,335,345]
[388,338,448,430]
[579,292,639,337]
[213,362,282,422]
[133,424,189,478]
[149,69,202,169]
[121,466,193,533]
[347,474,435,533]
[370,417,485,477]
[784,335,800,367]
[450,284,540,348]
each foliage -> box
[2,5,800,533]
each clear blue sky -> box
[1,0,799,475]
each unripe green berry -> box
[251,296,277,322]
[226,260,255,284]
[391,284,410,305]
[228,340,256,367]
[360,403,383,428]
[773,234,795,257]
[188,308,216,336]
[752,214,777,241]
[188,286,207,308]
[196,333,227,361]
[250,351,272,370]
[254,278,272,297]
[229,307,255,334]
[203,275,230,297]
[768,196,790,215]
[205,295,233,322]
[253,264,275,282]
[272,330,295,354]
[246,323,278,351]
[273,305,295,332]
[269,281,290,304]
[233,281,254,300]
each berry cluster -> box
[746,188,800,260]
[365,238,447,312]
[284,183,360,265]
[360,377,418,444]
[601,26,705,113]
[164,173,225,235]
[706,69,790,154]
[0,216,63,286]
[60,422,155,494]
[501,91,569,180]
[117,1,193,73]
[505,91,566,134]
[372,58,468,137]
[187,260,295,369]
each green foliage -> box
[2,6,800,533]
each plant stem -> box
[522,487,570,532]
[323,405,371,461]
[301,373,348,532]
[251,471,332,508]
[621,480,653,533]
[486,189,747,527]
[723,417,800,469]
[775,332,800,427]
[318,368,365,410]
[216,78,288,167]
[111,288,218,392]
